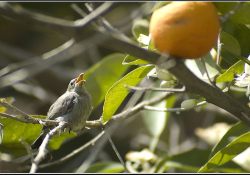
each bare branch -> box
[144,101,208,112]
[0,2,118,32]
[0,112,37,124]
[29,122,68,173]
[107,133,129,172]
[125,85,186,92]
[219,2,245,23]
[0,98,35,121]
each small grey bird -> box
[31,73,92,150]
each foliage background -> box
[0,1,250,173]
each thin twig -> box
[125,84,186,92]
[0,2,117,30]
[200,58,218,88]
[84,2,131,42]
[0,112,37,124]
[70,3,100,30]
[144,101,208,112]
[0,38,75,77]
[219,2,245,23]
[29,122,67,173]
[20,137,34,163]
[107,133,129,173]
[216,28,222,65]
[0,111,60,126]
[0,99,35,121]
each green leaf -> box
[216,60,244,83]
[85,162,124,173]
[154,148,247,173]
[132,19,149,39]
[222,20,250,58]
[198,125,250,172]
[209,122,250,159]
[221,31,241,57]
[141,81,176,149]
[141,89,176,152]
[102,65,154,123]
[122,55,150,65]
[184,52,221,82]
[0,117,76,157]
[214,2,250,24]
[83,53,130,108]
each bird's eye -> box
[70,81,74,86]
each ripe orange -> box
[149,2,220,59]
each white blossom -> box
[235,55,250,96]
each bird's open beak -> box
[76,73,85,86]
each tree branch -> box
[0,2,118,33]
[29,122,68,173]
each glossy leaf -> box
[216,60,244,83]
[222,20,250,58]
[142,89,176,151]
[142,82,176,137]
[83,53,130,108]
[132,19,149,39]
[154,148,246,173]
[0,117,76,157]
[85,162,124,173]
[198,129,250,172]
[209,122,250,159]
[221,31,241,57]
[102,65,154,123]
[122,55,150,65]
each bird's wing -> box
[47,93,78,120]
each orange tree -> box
[0,1,250,173]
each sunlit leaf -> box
[83,53,130,108]
[122,55,150,65]
[198,126,250,172]
[85,162,124,173]
[102,65,154,123]
[0,117,76,157]
[222,20,250,58]
[216,60,244,83]
[154,148,246,173]
[209,122,250,159]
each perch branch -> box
[29,122,68,173]
[20,131,105,171]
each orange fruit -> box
[149,2,220,59]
